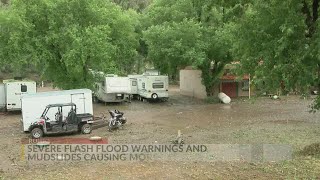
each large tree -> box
[143,0,248,95]
[232,0,320,109]
[0,0,138,89]
[112,0,151,74]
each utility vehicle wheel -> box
[151,93,158,100]
[81,124,92,134]
[31,128,43,139]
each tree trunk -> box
[312,0,319,22]
[318,64,320,92]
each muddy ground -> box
[0,86,320,179]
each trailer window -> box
[132,81,137,86]
[21,85,27,92]
[152,82,164,89]
[142,83,145,89]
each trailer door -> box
[6,82,23,110]
[71,93,86,114]
[130,79,138,94]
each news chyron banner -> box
[21,138,292,163]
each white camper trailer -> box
[21,89,93,132]
[0,79,37,111]
[137,75,169,100]
[94,75,131,103]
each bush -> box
[299,143,320,157]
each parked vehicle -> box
[21,89,93,133]
[29,103,94,138]
[0,78,36,111]
[108,109,126,131]
[136,75,169,101]
[92,69,169,102]
[94,75,131,103]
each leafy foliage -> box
[2,0,320,110]
[112,0,151,12]
[232,0,320,109]
[144,20,206,78]
[143,0,246,95]
[0,0,138,89]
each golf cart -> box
[29,103,94,138]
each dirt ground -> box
[0,86,320,179]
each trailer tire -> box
[151,93,158,100]
[31,128,43,139]
[81,124,92,134]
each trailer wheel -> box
[93,96,99,103]
[81,124,92,134]
[31,128,43,139]
[151,93,158,100]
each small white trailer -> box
[21,89,93,132]
[136,75,169,101]
[0,79,37,111]
[94,75,131,103]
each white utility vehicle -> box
[21,89,93,134]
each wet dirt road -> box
[0,86,320,179]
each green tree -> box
[112,0,152,74]
[143,0,246,95]
[0,0,138,89]
[112,0,151,12]
[232,0,320,109]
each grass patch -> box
[261,158,320,179]
[205,96,220,104]
[299,143,320,157]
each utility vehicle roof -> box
[46,103,76,108]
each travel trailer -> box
[0,79,37,111]
[134,75,169,101]
[94,75,131,103]
[92,69,169,102]
[128,73,169,101]
[21,89,93,132]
